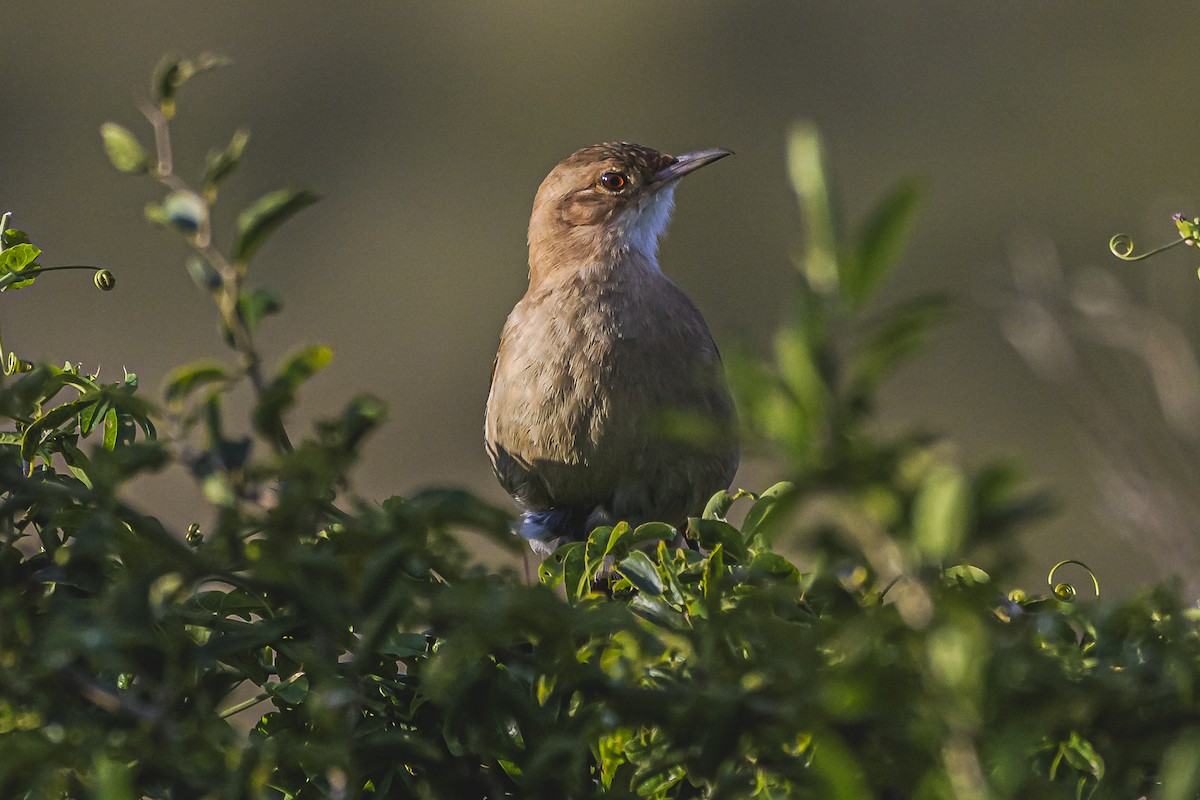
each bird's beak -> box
[651,148,734,189]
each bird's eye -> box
[599,171,628,192]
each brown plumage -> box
[485,142,739,553]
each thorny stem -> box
[141,103,292,453]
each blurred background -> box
[5,3,1200,594]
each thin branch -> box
[140,103,292,454]
[218,671,305,719]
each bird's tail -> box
[518,507,594,555]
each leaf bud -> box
[163,190,208,233]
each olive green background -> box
[5,4,1198,593]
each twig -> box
[140,102,291,453]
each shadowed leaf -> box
[233,188,318,264]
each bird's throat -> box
[613,184,677,262]
[528,186,676,289]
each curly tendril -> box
[1046,559,1100,602]
[1110,212,1200,272]
[4,353,33,375]
[0,329,32,376]
[1108,233,1187,262]
[0,213,117,375]
[1,264,119,287]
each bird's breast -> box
[485,257,736,514]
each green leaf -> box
[60,440,94,488]
[851,295,949,390]
[740,481,794,538]
[1066,733,1104,778]
[538,549,565,588]
[1160,729,1200,800]
[627,522,675,549]
[379,631,431,660]
[252,345,334,441]
[809,731,871,800]
[0,274,36,293]
[102,407,119,451]
[628,594,682,629]
[701,544,724,599]
[787,122,839,295]
[203,128,250,195]
[841,179,922,309]
[1,227,31,248]
[560,542,588,602]
[913,462,970,560]
[404,488,512,535]
[279,344,333,385]
[79,398,111,437]
[943,563,990,587]
[233,188,318,264]
[144,201,170,229]
[153,52,231,115]
[583,526,616,574]
[0,243,41,292]
[635,764,686,796]
[266,674,309,705]
[615,551,663,595]
[324,393,389,453]
[191,589,268,619]
[0,243,40,273]
[163,361,229,406]
[774,324,827,421]
[100,122,150,174]
[583,523,628,576]
[702,489,734,521]
[236,287,283,339]
[94,755,135,800]
[686,518,748,562]
[20,397,90,466]
[747,551,801,582]
[971,461,1056,539]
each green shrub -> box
[3,55,1200,800]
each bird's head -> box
[527,142,732,283]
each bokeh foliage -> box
[3,56,1200,800]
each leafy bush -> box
[3,55,1200,800]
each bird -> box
[485,142,739,555]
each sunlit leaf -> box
[913,462,970,560]
[687,517,748,562]
[100,122,150,174]
[0,243,41,292]
[615,551,663,595]
[627,522,675,549]
[94,756,135,800]
[703,489,734,521]
[787,122,839,294]
[741,481,794,538]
